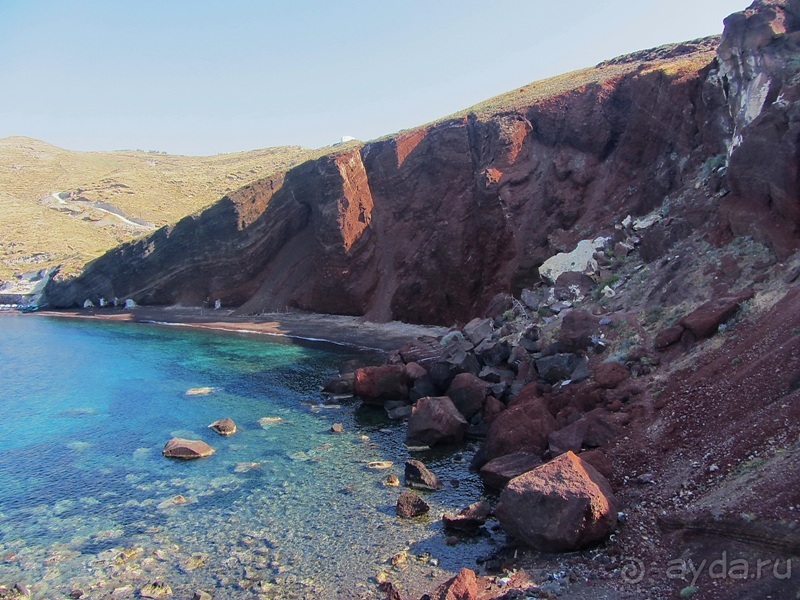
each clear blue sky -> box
[0,0,752,156]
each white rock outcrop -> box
[538,237,607,284]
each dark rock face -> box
[495,451,618,551]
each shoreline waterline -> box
[26,307,451,352]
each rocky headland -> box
[30,1,800,599]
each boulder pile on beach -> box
[328,286,630,551]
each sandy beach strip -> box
[30,307,451,352]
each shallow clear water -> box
[0,315,495,599]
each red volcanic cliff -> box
[45,0,800,324]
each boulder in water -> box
[139,581,172,599]
[208,418,236,436]
[396,490,430,518]
[162,438,215,459]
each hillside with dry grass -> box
[438,37,719,125]
[0,137,320,280]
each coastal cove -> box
[0,315,493,599]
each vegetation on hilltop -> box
[0,137,320,280]
[457,37,720,120]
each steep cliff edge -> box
[45,0,800,325]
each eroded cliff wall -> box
[45,0,800,325]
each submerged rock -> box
[367,461,393,470]
[139,581,172,599]
[162,438,215,459]
[157,495,190,510]
[234,461,261,473]
[185,387,215,396]
[208,417,236,436]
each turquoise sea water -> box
[0,315,494,599]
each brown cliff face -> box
[44,0,800,324]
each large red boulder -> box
[679,291,754,339]
[405,396,468,447]
[446,373,489,420]
[593,361,630,389]
[495,451,617,551]
[654,325,685,349]
[429,568,478,600]
[353,365,408,404]
[483,396,556,462]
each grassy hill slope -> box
[0,137,317,280]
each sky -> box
[0,0,753,156]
